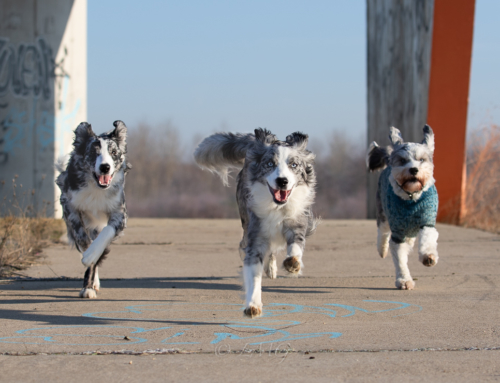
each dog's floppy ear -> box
[254,128,276,146]
[286,132,309,150]
[111,120,127,152]
[389,126,404,146]
[73,122,95,155]
[421,124,435,152]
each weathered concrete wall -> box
[0,0,87,217]
[366,0,434,218]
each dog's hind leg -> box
[264,253,278,279]
[93,267,100,291]
[390,237,415,290]
[80,265,98,298]
[79,248,110,298]
[418,226,439,267]
[376,188,391,258]
[377,219,391,258]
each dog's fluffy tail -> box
[194,132,255,185]
[366,142,389,172]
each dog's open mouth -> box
[94,173,114,189]
[268,184,292,204]
[402,177,423,193]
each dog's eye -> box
[266,161,274,167]
[291,163,298,168]
[419,158,425,162]
[111,150,117,156]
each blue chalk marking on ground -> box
[212,324,342,345]
[0,334,147,346]
[1,300,422,346]
[161,330,199,345]
[0,325,171,346]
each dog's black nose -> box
[276,177,288,188]
[409,167,418,176]
[99,163,111,174]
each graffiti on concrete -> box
[0,300,422,346]
[0,37,54,100]
[0,104,55,165]
[55,76,81,157]
[0,37,79,164]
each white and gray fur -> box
[367,125,439,290]
[56,121,131,298]
[195,128,318,317]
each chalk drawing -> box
[0,300,422,346]
[0,325,172,346]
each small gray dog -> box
[367,125,439,290]
[195,129,317,317]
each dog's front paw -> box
[79,288,97,298]
[395,278,415,290]
[421,254,438,267]
[264,255,278,279]
[283,256,301,275]
[82,247,99,267]
[82,226,115,267]
[243,305,262,318]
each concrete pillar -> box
[366,0,434,219]
[0,0,87,217]
[366,0,475,223]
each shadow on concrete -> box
[0,307,234,327]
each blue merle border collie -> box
[195,128,318,318]
[56,121,131,298]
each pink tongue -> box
[99,175,111,185]
[274,190,288,202]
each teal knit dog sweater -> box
[379,167,438,243]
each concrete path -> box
[1,219,499,382]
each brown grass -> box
[463,124,500,233]
[0,179,65,277]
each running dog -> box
[56,121,131,298]
[194,128,318,317]
[367,125,439,290]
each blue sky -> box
[87,1,499,145]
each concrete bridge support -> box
[0,0,87,217]
[367,0,475,223]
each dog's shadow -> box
[0,277,394,327]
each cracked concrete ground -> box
[0,219,499,382]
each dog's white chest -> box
[260,212,286,250]
[70,184,121,218]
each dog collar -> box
[395,181,416,200]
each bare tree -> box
[126,125,367,219]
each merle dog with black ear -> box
[195,128,318,317]
[56,121,131,298]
